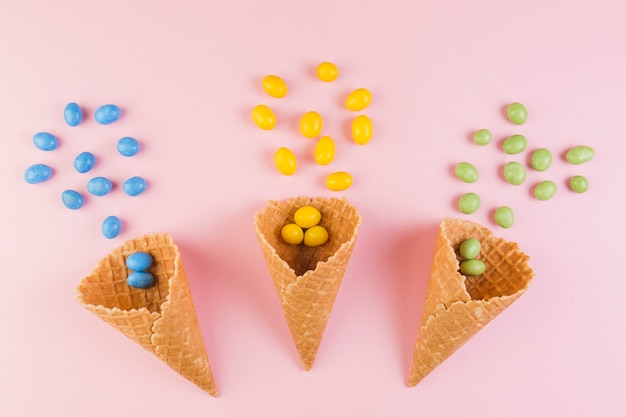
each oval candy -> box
[303,225,329,247]
[24,164,53,184]
[565,146,594,165]
[126,252,154,271]
[94,104,121,125]
[87,177,113,196]
[326,171,353,191]
[314,136,335,165]
[61,190,84,210]
[127,271,155,289]
[503,161,526,185]
[300,111,323,138]
[459,238,481,260]
[534,180,557,201]
[74,151,96,173]
[345,88,372,111]
[294,206,321,229]
[123,176,147,196]
[473,129,492,146]
[494,206,514,228]
[455,162,478,183]
[531,148,552,171]
[117,137,140,157]
[281,223,304,245]
[352,115,372,145]
[502,134,527,154]
[460,259,486,276]
[102,215,122,239]
[569,175,589,193]
[506,102,528,125]
[458,192,481,214]
[252,104,276,130]
[316,62,339,82]
[262,75,288,98]
[33,132,58,151]
[64,102,83,126]
[275,147,297,175]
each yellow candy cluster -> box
[281,206,329,247]
[251,62,374,191]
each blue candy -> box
[126,252,153,271]
[123,176,147,197]
[126,271,155,289]
[94,104,121,125]
[117,137,140,157]
[61,190,84,210]
[102,215,122,239]
[87,177,113,196]
[33,132,58,151]
[64,102,83,127]
[24,164,53,184]
[74,151,96,173]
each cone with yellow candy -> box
[254,196,362,370]
[409,218,534,386]
[76,233,218,396]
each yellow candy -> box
[303,225,328,247]
[294,206,321,229]
[252,104,276,130]
[326,171,353,191]
[281,223,304,245]
[314,136,335,165]
[316,62,338,82]
[352,115,372,145]
[345,88,372,111]
[274,147,297,175]
[262,75,288,98]
[300,111,323,138]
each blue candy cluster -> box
[125,251,155,289]
[24,102,149,238]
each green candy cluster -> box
[458,238,485,276]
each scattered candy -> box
[303,225,329,247]
[64,102,83,127]
[33,132,58,151]
[24,164,53,184]
[502,134,527,155]
[262,75,288,98]
[531,148,552,171]
[569,175,589,193]
[506,102,528,125]
[61,189,84,210]
[252,104,276,130]
[459,238,481,260]
[494,206,514,228]
[455,162,478,183]
[125,252,153,271]
[127,271,155,289]
[274,147,297,176]
[122,176,147,196]
[473,129,492,146]
[345,88,372,111]
[314,136,335,165]
[300,111,323,138]
[460,259,486,276]
[534,180,557,201]
[281,223,304,245]
[326,171,353,191]
[503,161,527,185]
[316,62,339,82]
[87,177,113,196]
[458,192,481,214]
[294,206,321,229]
[351,114,373,145]
[94,104,121,125]
[565,145,594,165]
[117,137,140,157]
[102,215,122,239]
[74,151,96,173]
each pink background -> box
[1,1,625,415]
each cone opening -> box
[77,234,174,313]
[257,197,360,277]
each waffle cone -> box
[254,196,361,370]
[409,218,534,386]
[76,233,218,396]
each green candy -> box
[502,134,527,154]
[569,175,589,193]
[459,238,481,259]
[459,259,486,276]
[494,206,514,228]
[455,162,478,183]
[506,102,528,125]
[473,129,492,146]
[566,146,594,165]
[458,192,481,214]
[531,148,552,171]
[503,161,527,185]
[534,180,557,200]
